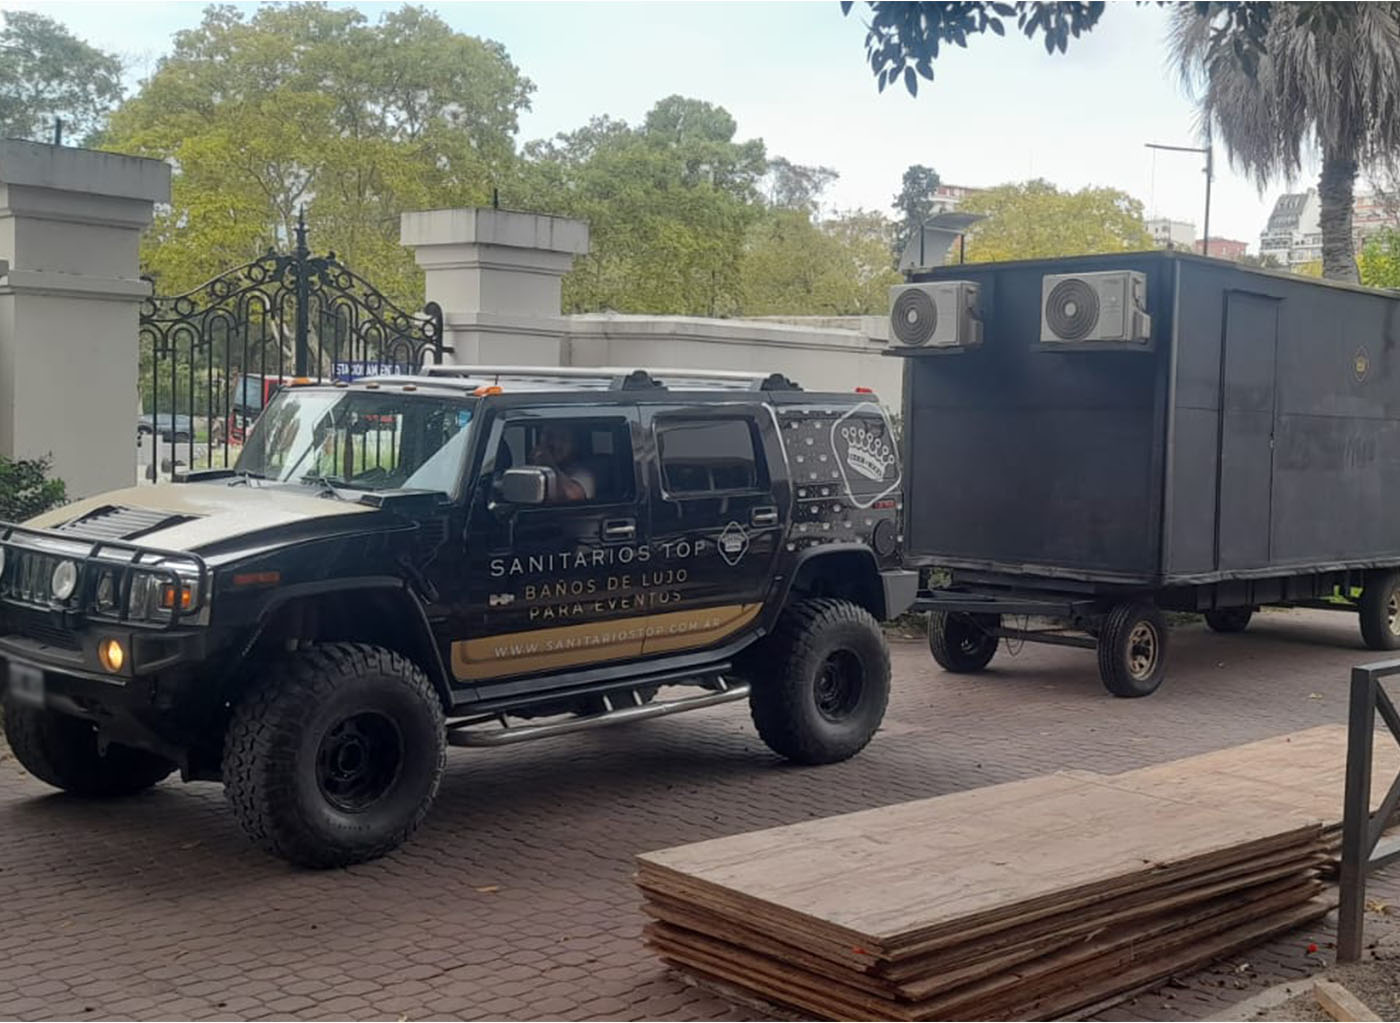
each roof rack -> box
[421,365,803,392]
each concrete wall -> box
[564,313,902,400]
[401,207,903,404]
[0,141,169,498]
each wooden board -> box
[1314,979,1382,1023]
[642,859,1324,993]
[634,727,1366,1022]
[648,897,1334,1021]
[637,769,1324,957]
[1075,725,1400,832]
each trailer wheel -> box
[1359,571,1400,650]
[927,612,1000,673]
[1097,602,1168,698]
[1204,607,1253,634]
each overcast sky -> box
[5,0,1338,250]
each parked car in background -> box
[137,413,194,442]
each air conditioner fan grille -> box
[1045,278,1101,341]
[891,288,938,346]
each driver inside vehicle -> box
[530,424,595,502]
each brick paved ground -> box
[1,606,1398,1022]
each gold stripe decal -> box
[451,604,762,682]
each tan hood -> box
[24,482,373,552]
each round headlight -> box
[51,559,78,600]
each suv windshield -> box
[235,388,475,496]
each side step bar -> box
[446,681,750,748]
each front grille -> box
[17,619,80,651]
[0,526,209,631]
[1,548,58,605]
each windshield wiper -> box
[299,473,349,498]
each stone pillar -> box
[0,140,170,498]
[400,208,589,366]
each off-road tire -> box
[222,643,445,869]
[1097,602,1168,698]
[1204,607,1254,634]
[1360,571,1400,651]
[927,611,1000,673]
[1,697,173,796]
[747,598,890,765]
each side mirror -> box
[498,466,551,505]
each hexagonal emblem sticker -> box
[831,402,901,509]
[718,521,749,566]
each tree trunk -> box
[1318,149,1360,283]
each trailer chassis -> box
[914,565,1400,698]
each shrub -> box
[0,454,67,521]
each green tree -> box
[0,11,123,144]
[741,208,900,315]
[891,163,942,257]
[766,157,839,212]
[1359,229,1400,288]
[105,3,533,305]
[840,2,1383,284]
[1172,4,1400,283]
[840,2,1284,96]
[514,96,767,316]
[959,180,1152,262]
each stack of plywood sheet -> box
[1073,725,1400,874]
[639,759,1339,1020]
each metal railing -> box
[1337,658,1400,961]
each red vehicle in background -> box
[224,373,294,445]
[222,363,411,444]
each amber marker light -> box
[98,638,126,673]
[159,584,195,610]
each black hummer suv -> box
[0,366,914,867]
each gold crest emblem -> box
[1354,347,1371,382]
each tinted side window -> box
[494,417,635,504]
[658,419,766,495]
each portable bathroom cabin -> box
[892,250,1400,696]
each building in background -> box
[1352,191,1400,249]
[1194,237,1248,261]
[1146,217,1196,250]
[1259,189,1400,269]
[1259,191,1321,269]
[928,184,980,213]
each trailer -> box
[890,249,1400,696]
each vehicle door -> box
[638,402,790,657]
[457,404,649,684]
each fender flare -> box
[769,544,890,622]
[238,576,453,706]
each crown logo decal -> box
[838,424,896,482]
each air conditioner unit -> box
[888,281,982,349]
[1040,270,1151,344]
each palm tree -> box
[1172,4,1400,283]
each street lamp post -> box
[1146,140,1214,257]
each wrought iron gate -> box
[137,213,444,477]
